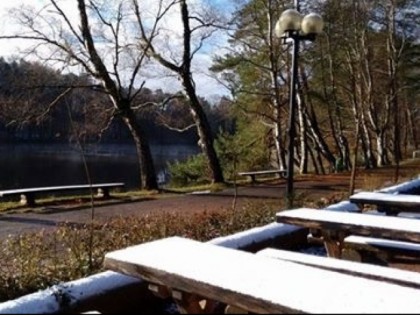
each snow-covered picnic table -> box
[104,236,420,314]
[276,208,420,258]
[349,191,420,215]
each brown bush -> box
[0,200,279,302]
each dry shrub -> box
[0,201,278,302]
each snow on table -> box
[276,208,420,243]
[104,236,420,314]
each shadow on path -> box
[0,215,86,230]
[0,216,58,226]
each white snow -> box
[351,191,420,204]
[325,200,360,212]
[379,177,420,194]
[257,247,420,286]
[344,235,420,252]
[104,236,420,314]
[277,208,420,236]
[0,271,140,314]
[209,222,300,249]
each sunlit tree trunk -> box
[297,92,308,173]
[267,1,286,170]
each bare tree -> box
[1,0,160,190]
[135,0,225,184]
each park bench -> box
[237,169,287,183]
[349,191,420,215]
[276,208,420,258]
[104,236,420,314]
[0,182,125,207]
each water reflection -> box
[0,144,199,190]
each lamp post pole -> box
[286,31,299,209]
[285,0,301,209]
[275,1,323,209]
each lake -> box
[0,143,200,190]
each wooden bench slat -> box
[344,235,420,252]
[276,208,420,243]
[343,235,420,261]
[257,248,420,289]
[238,169,287,183]
[237,169,286,176]
[0,183,125,206]
[0,183,125,196]
[349,191,420,213]
[104,236,420,314]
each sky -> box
[0,0,234,102]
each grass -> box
[0,193,154,214]
[162,182,228,193]
[0,183,229,213]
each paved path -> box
[0,178,350,239]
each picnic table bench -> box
[342,235,420,262]
[276,208,420,258]
[0,182,125,207]
[349,191,420,215]
[104,236,420,314]
[237,169,287,183]
[257,247,420,289]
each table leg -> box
[322,230,347,259]
[148,283,171,299]
[172,290,219,314]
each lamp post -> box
[275,3,323,209]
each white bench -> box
[257,247,420,289]
[349,191,420,215]
[237,169,287,183]
[104,236,420,314]
[0,182,125,207]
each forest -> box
[0,0,418,189]
[0,58,232,146]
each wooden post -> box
[97,188,110,198]
[20,193,36,207]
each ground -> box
[0,158,418,240]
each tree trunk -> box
[385,2,401,181]
[349,121,360,195]
[183,77,224,183]
[269,62,286,170]
[406,105,418,150]
[308,144,320,174]
[121,106,158,190]
[267,1,286,170]
[146,0,224,184]
[324,32,347,171]
[376,131,386,167]
[77,0,158,191]
[274,110,286,170]
[360,111,376,168]
[297,92,308,174]
[304,108,336,171]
